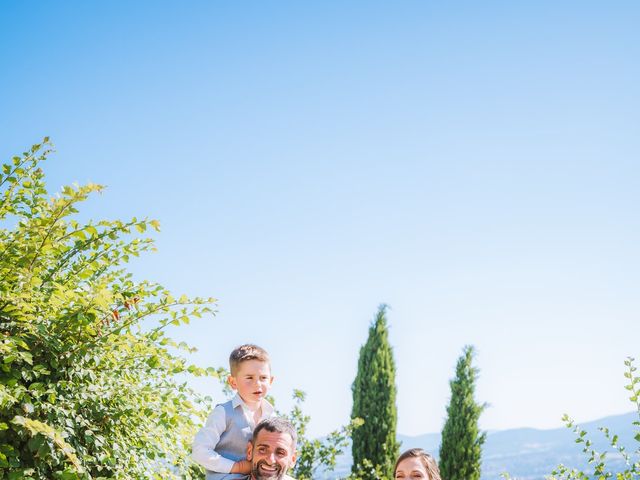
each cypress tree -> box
[351,304,399,479]
[439,345,487,480]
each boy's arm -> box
[192,405,238,473]
[230,459,252,474]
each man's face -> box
[246,429,296,480]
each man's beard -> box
[251,459,285,480]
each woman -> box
[394,448,442,480]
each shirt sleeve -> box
[192,404,237,473]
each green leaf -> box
[21,352,33,365]
[11,416,26,426]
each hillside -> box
[319,412,639,479]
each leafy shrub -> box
[502,357,640,480]
[285,389,362,480]
[0,140,217,479]
[547,357,640,480]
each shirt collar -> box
[231,393,274,415]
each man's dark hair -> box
[252,417,297,450]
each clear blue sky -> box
[2,1,639,438]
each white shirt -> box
[192,393,275,473]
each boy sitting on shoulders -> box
[193,344,275,479]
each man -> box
[245,417,297,480]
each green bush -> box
[548,357,640,480]
[0,140,217,479]
[284,389,362,480]
[502,357,640,480]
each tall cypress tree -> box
[439,345,487,480]
[351,304,399,479]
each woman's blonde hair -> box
[394,448,441,480]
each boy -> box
[192,344,275,479]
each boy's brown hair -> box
[229,344,270,376]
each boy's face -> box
[228,359,273,405]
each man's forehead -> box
[255,430,294,449]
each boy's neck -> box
[239,395,262,412]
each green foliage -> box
[351,304,399,479]
[345,458,387,480]
[0,140,217,479]
[544,357,640,480]
[283,389,363,480]
[439,345,486,480]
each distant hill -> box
[317,412,639,479]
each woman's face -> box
[395,456,429,479]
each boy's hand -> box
[231,459,252,474]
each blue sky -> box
[1,1,639,438]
